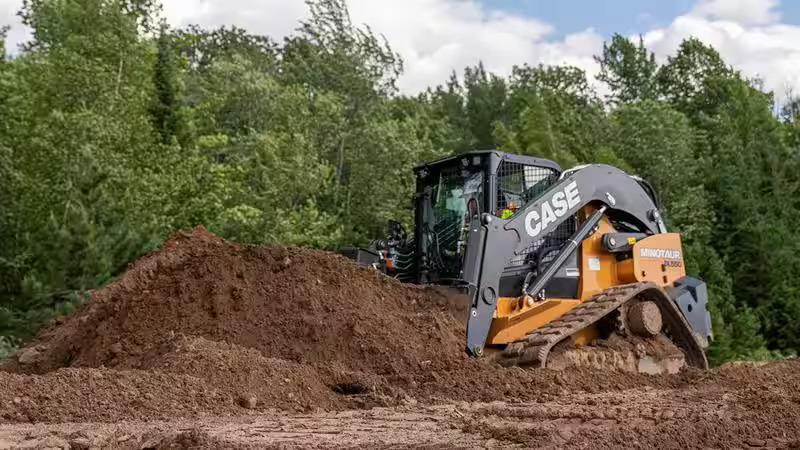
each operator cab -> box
[412,151,578,297]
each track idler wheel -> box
[628,301,663,337]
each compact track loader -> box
[342,151,712,373]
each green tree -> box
[656,38,733,116]
[422,72,472,152]
[462,62,509,149]
[150,23,190,146]
[595,34,658,105]
[182,55,343,246]
[174,24,278,73]
[496,64,609,167]
[695,77,800,354]
[495,94,579,168]
[0,0,185,338]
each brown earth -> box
[1,226,799,449]
[1,360,800,449]
[1,226,468,377]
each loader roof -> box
[413,150,562,174]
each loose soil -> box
[1,226,799,448]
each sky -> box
[2,0,800,98]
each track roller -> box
[627,301,663,337]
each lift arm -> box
[460,164,666,356]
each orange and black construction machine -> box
[342,150,712,372]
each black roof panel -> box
[414,150,562,173]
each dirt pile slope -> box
[1,226,481,421]
[3,226,466,377]
[0,226,479,420]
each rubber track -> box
[494,282,709,369]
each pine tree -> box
[150,23,189,146]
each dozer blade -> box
[493,282,708,374]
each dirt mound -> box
[3,226,466,378]
[0,227,480,420]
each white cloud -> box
[1,0,28,50]
[163,0,607,94]
[689,0,780,26]
[345,0,563,92]
[161,0,307,41]
[0,0,599,93]
[152,0,577,93]
[643,10,800,98]
[1,0,800,99]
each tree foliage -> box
[595,34,658,105]
[1,1,799,364]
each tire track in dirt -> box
[1,378,798,450]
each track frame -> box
[495,282,709,370]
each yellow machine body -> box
[487,206,687,346]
